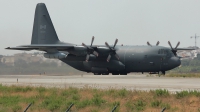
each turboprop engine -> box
[43,52,67,59]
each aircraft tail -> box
[31,3,60,44]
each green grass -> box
[176,90,200,98]
[151,100,162,108]
[91,94,105,106]
[154,89,169,97]
[117,88,128,97]
[0,84,200,112]
[134,100,146,111]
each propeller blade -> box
[113,39,118,48]
[93,51,98,57]
[156,41,160,46]
[82,43,88,48]
[107,54,111,62]
[86,54,90,62]
[105,42,112,50]
[175,41,180,49]
[168,41,173,49]
[91,36,94,46]
[115,54,119,60]
[147,41,152,46]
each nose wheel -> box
[161,71,165,75]
[158,71,165,77]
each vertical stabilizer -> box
[31,3,60,44]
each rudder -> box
[31,3,60,44]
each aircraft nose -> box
[169,56,181,68]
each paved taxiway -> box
[0,74,200,92]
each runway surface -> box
[0,74,200,92]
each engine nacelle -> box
[44,53,67,59]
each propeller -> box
[156,41,160,46]
[147,41,160,47]
[147,41,152,46]
[168,41,180,56]
[105,39,119,62]
[82,36,98,62]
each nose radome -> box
[170,57,181,67]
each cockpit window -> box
[158,49,173,56]
[158,49,166,54]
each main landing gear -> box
[149,71,165,77]
[119,73,127,75]
[102,73,109,75]
[112,72,127,75]
[93,73,109,75]
[94,73,101,75]
[93,72,127,75]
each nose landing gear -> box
[158,71,165,77]
[161,71,165,75]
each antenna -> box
[190,34,200,47]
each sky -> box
[1,0,200,55]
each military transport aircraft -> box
[6,3,194,75]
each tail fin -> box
[31,3,60,44]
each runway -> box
[0,74,200,92]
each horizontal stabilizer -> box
[6,44,74,51]
[5,47,38,51]
[21,44,74,48]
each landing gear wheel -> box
[94,73,101,75]
[161,71,165,75]
[158,71,165,77]
[112,73,119,75]
[120,73,127,75]
[102,73,109,75]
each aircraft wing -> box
[176,48,195,51]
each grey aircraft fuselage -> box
[60,45,180,74]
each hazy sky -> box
[1,1,200,55]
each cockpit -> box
[158,49,174,57]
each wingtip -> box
[5,47,10,49]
